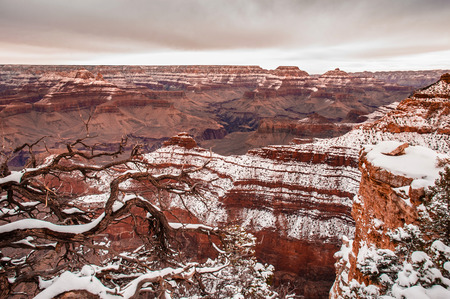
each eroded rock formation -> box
[353,69,450,87]
[315,74,450,153]
[140,133,359,298]
[328,74,450,298]
[256,114,353,139]
[1,66,450,298]
[0,65,426,156]
[331,142,449,298]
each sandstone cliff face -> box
[0,68,224,155]
[52,131,358,298]
[31,69,180,113]
[137,133,359,298]
[328,75,450,298]
[256,114,354,139]
[270,66,309,77]
[330,142,449,298]
[367,73,450,135]
[218,66,411,121]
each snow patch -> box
[365,141,447,188]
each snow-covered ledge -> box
[331,141,450,299]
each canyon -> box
[1,65,445,158]
[142,133,359,297]
[135,73,449,297]
[0,65,449,298]
[329,74,450,298]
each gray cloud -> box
[0,0,449,71]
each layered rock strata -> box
[137,133,359,298]
[58,73,448,298]
[2,70,448,298]
[54,130,359,298]
[0,69,224,156]
[328,75,450,297]
[330,141,449,298]
[315,73,450,153]
[256,114,354,139]
[353,69,450,87]
[0,64,420,156]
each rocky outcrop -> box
[364,73,450,135]
[344,109,369,123]
[0,103,32,117]
[313,74,450,154]
[331,141,449,298]
[74,69,95,80]
[163,132,198,149]
[328,75,450,298]
[270,66,309,77]
[248,142,358,168]
[321,68,351,78]
[440,72,450,84]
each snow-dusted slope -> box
[139,133,359,298]
[315,73,450,153]
[144,141,358,240]
[329,74,450,298]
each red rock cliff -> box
[141,133,359,298]
[331,141,449,298]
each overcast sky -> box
[1,0,449,73]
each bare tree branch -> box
[0,136,241,298]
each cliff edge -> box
[331,141,450,298]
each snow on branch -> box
[34,262,232,299]
[0,136,276,298]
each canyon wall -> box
[61,130,360,298]
[329,74,450,298]
[314,73,450,153]
[331,141,449,298]
[0,65,427,156]
[353,69,450,87]
[140,133,359,298]
[132,72,450,296]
